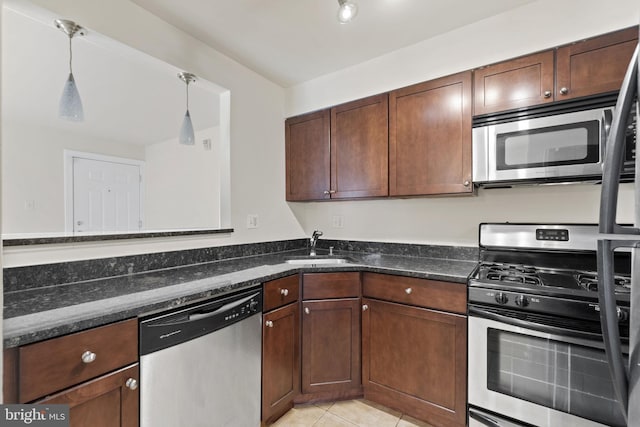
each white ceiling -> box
[131,0,537,87]
[2,1,221,146]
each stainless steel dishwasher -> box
[139,287,262,427]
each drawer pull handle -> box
[362,304,369,311]
[405,288,412,295]
[304,307,310,315]
[280,288,289,296]
[265,320,274,328]
[81,351,97,364]
[125,378,138,390]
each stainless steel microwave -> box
[472,106,635,186]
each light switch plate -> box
[247,214,259,229]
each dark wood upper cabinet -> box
[285,110,330,201]
[389,71,472,196]
[474,27,638,116]
[473,50,555,116]
[556,26,638,100]
[331,94,389,198]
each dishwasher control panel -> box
[140,287,263,355]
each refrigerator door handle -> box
[598,239,632,423]
[597,43,638,425]
[599,44,638,236]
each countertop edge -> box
[3,261,474,348]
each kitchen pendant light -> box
[337,0,358,24]
[55,19,85,121]
[178,72,196,145]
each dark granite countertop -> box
[3,247,477,348]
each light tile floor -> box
[271,399,434,427]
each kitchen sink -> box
[284,256,354,265]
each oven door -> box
[468,307,626,427]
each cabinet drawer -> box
[19,319,138,403]
[303,272,360,300]
[362,273,466,314]
[264,275,300,311]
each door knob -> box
[265,320,274,328]
[125,378,138,390]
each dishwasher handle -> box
[188,292,259,321]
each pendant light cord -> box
[185,80,190,110]
[68,36,73,74]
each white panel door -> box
[73,157,142,233]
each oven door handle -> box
[468,306,604,344]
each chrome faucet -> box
[309,230,323,256]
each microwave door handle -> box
[599,44,638,236]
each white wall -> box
[285,0,639,246]
[2,121,145,235]
[1,0,305,267]
[144,126,220,230]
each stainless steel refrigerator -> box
[597,30,640,426]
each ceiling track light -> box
[337,0,358,24]
[178,72,197,145]
[55,19,86,121]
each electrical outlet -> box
[331,215,344,228]
[246,214,259,229]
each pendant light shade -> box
[337,0,358,24]
[178,72,197,145]
[179,110,195,145]
[59,73,84,121]
[55,19,85,121]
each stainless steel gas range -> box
[467,223,630,427]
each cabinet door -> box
[38,364,139,427]
[473,50,555,115]
[301,298,361,394]
[285,110,330,201]
[362,299,466,427]
[331,94,389,198]
[262,303,300,424]
[556,27,638,101]
[389,71,472,196]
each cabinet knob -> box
[405,287,412,295]
[329,190,336,194]
[265,320,274,328]
[81,351,97,364]
[559,87,569,95]
[362,304,369,311]
[304,307,310,315]
[463,180,470,187]
[280,288,289,297]
[125,378,138,390]
[544,90,552,98]
[323,190,330,195]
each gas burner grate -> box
[576,273,631,294]
[481,263,542,286]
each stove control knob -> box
[617,307,629,322]
[495,292,508,305]
[515,295,529,307]
[249,300,260,312]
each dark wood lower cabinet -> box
[362,298,467,427]
[37,364,139,427]
[262,302,300,424]
[301,298,361,396]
